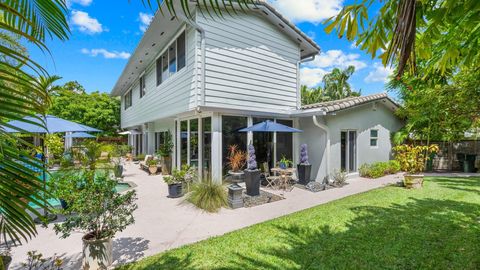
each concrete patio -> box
[10,163,403,269]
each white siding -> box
[121,25,198,128]
[198,11,300,112]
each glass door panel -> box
[276,119,293,162]
[340,130,357,173]
[253,117,274,169]
[190,119,199,168]
[202,117,211,180]
[180,120,188,166]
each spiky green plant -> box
[187,179,227,213]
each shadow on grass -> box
[432,177,480,195]
[231,198,480,270]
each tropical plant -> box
[163,165,197,187]
[146,159,158,167]
[44,134,63,159]
[301,66,360,105]
[187,179,227,213]
[21,250,63,270]
[279,155,292,168]
[227,145,246,172]
[246,144,257,170]
[324,0,480,78]
[299,144,309,165]
[53,173,137,240]
[393,144,439,174]
[1,0,70,246]
[157,131,174,157]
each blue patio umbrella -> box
[3,114,101,134]
[65,132,96,138]
[238,120,303,133]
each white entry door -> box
[341,130,357,173]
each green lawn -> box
[119,177,480,270]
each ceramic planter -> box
[82,234,112,270]
[148,166,158,175]
[113,164,123,178]
[167,183,183,198]
[244,169,261,196]
[1,254,12,270]
[403,174,424,189]
[297,164,312,185]
[279,162,287,169]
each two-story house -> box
[111,1,403,182]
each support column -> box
[211,113,222,184]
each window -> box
[124,90,132,109]
[154,131,168,151]
[169,43,177,74]
[139,75,146,98]
[370,129,378,147]
[155,30,186,86]
[156,57,162,86]
[177,31,186,70]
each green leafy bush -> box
[187,180,227,213]
[359,160,401,179]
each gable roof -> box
[300,93,400,114]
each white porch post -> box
[176,120,181,168]
[247,117,253,145]
[198,116,203,180]
[211,113,222,184]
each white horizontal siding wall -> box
[197,11,300,112]
[121,25,198,128]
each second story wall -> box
[198,11,300,113]
[121,25,198,128]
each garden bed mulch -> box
[242,190,284,208]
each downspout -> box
[313,115,330,182]
[177,13,206,109]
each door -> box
[341,130,357,172]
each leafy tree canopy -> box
[325,0,480,78]
[48,81,120,135]
[302,66,361,105]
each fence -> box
[417,140,480,171]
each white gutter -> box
[312,115,330,181]
[177,13,206,109]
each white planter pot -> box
[82,234,113,270]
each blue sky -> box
[29,0,392,95]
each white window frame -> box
[124,89,132,110]
[154,26,187,87]
[370,129,379,148]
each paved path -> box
[10,164,402,269]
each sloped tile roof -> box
[301,93,398,113]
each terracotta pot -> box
[149,166,158,175]
[403,174,424,189]
[82,234,112,270]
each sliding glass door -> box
[341,130,357,172]
[177,117,211,179]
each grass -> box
[118,177,480,269]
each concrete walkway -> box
[10,164,402,269]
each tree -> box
[324,0,480,78]
[48,81,120,135]
[389,66,480,143]
[301,66,360,105]
[0,0,69,249]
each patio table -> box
[271,167,296,191]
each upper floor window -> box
[370,129,378,147]
[156,30,186,86]
[139,75,146,98]
[124,90,132,109]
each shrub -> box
[359,160,402,179]
[332,169,347,186]
[187,179,227,213]
[393,144,439,174]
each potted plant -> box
[54,172,137,270]
[147,159,159,175]
[297,144,312,185]
[157,131,174,175]
[226,145,246,181]
[393,144,439,189]
[279,155,292,169]
[244,144,261,196]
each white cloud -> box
[81,48,131,59]
[268,0,343,24]
[365,62,393,83]
[71,10,103,34]
[66,0,92,7]
[300,50,367,87]
[138,12,154,32]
